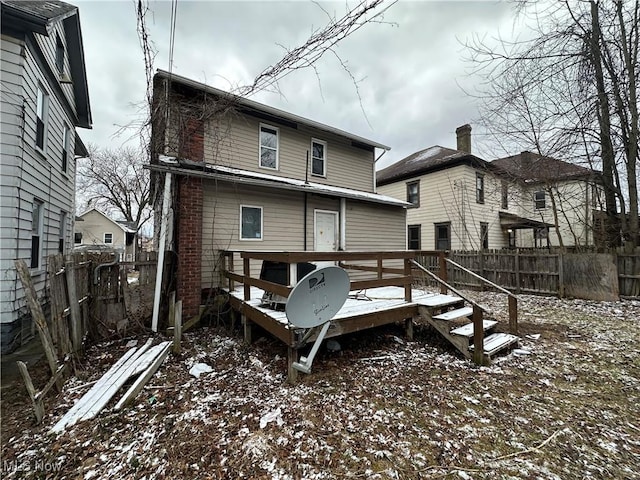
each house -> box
[149,70,408,320]
[376,125,602,251]
[74,208,137,261]
[0,0,91,353]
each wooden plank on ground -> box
[173,300,182,354]
[17,361,44,423]
[114,341,172,410]
[50,340,150,433]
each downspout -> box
[151,172,172,332]
[373,148,388,193]
[304,151,308,251]
[340,198,346,250]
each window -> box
[534,190,546,209]
[480,222,489,250]
[476,173,485,204]
[435,223,451,250]
[36,86,48,150]
[74,232,83,244]
[406,181,420,207]
[59,211,67,253]
[534,227,548,247]
[55,34,64,74]
[259,125,278,169]
[104,233,113,244]
[408,225,421,250]
[62,125,70,172]
[507,229,516,248]
[501,181,508,209]
[311,139,327,176]
[240,205,263,240]
[31,200,43,269]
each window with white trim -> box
[534,190,546,210]
[104,232,113,244]
[259,125,278,169]
[62,125,70,172]
[31,200,43,269]
[36,86,48,150]
[240,205,263,240]
[311,139,327,176]
[476,173,485,204]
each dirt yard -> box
[2,291,639,479]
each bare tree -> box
[464,0,639,248]
[76,145,152,230]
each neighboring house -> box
[0,0,91,353]
[150,70,408,319]
[74,209,137,261]
[376,125,602,251]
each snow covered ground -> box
[2,291,639,479]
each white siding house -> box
[74,209,137,262]
[377,125,602,251]
[1,0,91,353]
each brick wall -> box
[176,118,204,318]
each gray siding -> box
[1,25,80,350]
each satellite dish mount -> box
[285,266,350,374]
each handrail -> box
[445,257,516,298]
[410,260,488,313]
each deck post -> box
[404,318,414,341]
[243,315,252,344]
[438,251,448,294]
[508,295,518,334]
[287,346,299,384]
[404,258,412,302]
[377,255,383,279]
[472,305,484,365]
[228,252,235,291]
[243,258,250,301]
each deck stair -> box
[416,296,518,363]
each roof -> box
[150,156,409,208]
[490,152,600,183]
[154,69,390,151]
[77,208,137,233]
[376,145,486,186]
[1,0,92,129]
[499,212,553,231]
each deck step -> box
[416,294,463,309]
[433,307,473,321]
[470,333,519,356]
[450,320,497,338]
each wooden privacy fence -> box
[416,248,640,300]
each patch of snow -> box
[189,362,213,378]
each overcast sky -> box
[75,0,518,169]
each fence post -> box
[438,251,447,294]
[558,252,564,298]
[472,305,484,365]
[65,257,82,352]
[508,295,518,334]
[515,249,521,294]
[478,250,485,291]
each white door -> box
[315,210,338,268]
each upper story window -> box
[501,181,508,209]
[406,181,420,207]
[62,125,70,172]
[31,199,43,269]
[476,173,485,204]
[240,205,263,240]
[36,86,49,151]
[480,222,489,250]
[534,190,546,210]
[104,233,113,244]
[259,124,278,169]
[311,139,327,177]
[55,34,64,74]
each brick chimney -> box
[456,124,472,153]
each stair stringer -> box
[418,305,473,360]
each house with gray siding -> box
[377,125,602,251]
[1,0,91,352]
[150,70,407,320]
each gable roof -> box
[490,151,600,183]
[78,208,137,234]
[376,145,487,186]
[155,69,390,152]
[1,0,92,129]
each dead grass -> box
[1,292,639,479]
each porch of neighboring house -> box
[219,250,519,383]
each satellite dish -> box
[285,266,350,373]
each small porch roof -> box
[499,212,553,230]
[149,156,410,208]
